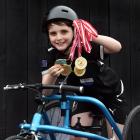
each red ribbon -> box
[69,19,98,61]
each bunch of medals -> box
[74,56,87,76]
[55,56,87,77]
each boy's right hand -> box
[47,64,64,77]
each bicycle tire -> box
[42,100,70,140]
[123,105,140,140]
[4,135,25,140]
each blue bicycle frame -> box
[19,94,123,140]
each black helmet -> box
[47,5,78,22]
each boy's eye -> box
[49,32,56,36]
[61,30,68,34]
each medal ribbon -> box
[69,19,98,61]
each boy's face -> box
[48,23,73,52]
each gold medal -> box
[74,66,86,77]
[74,56,87,76]
[75,56,87,70]
[55,59,72,76]
[61,64,72,76]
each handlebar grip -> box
[3,83,42,90]
[3,83,24,90]
[60,85,84,94]
[42,84,84,94]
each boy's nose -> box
[56,33,62,40]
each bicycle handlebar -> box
[3,83,84,94]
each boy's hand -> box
[55,59,72,76]
[48,64,64,77]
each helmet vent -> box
[62,9,68,13]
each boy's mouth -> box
[56,41,66,46]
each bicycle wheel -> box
[4,135,25,140]
[123,105,140,140]
[42,100,70,140]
